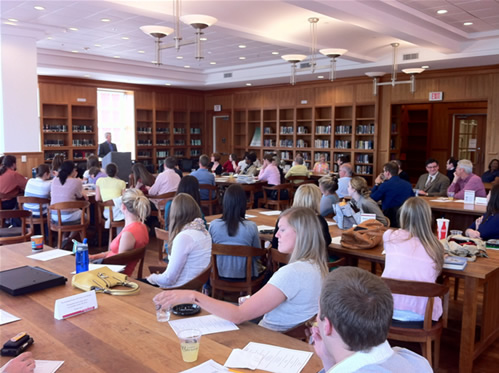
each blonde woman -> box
[313,154,330,174]
[146,194,211,288]
[89,188,151,276]
[382,197,444,322]
[153,207,328,332]
[272,183,331,248]
[348,176,388,226]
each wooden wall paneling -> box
[430,104,453,169]
[276,88,296,107]
[66,85,97,104]
[485,73,499,165]
[465,74,491,100]
[189,94,204,111]
[135,91,154,109]
[355,82,376,103]
[294,87,315,106]
[437,77,467,101]
[155,92,171,109]
[233,92,262,108]
[334,84,354,104]
[7,152,44,178]
[38,83,68,104]
[171,93,190,110]
[205,94,232,111]
[315,86,335,106]
[261,90,281,109]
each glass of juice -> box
[178,329,201,363]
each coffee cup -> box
[31,235,44,251]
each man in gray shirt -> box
[337,163,353,198]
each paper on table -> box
[326,220,337,226]
[259,210,281,216]
[331,236,342,245]
[0,309,21,325]
[180,359,228,373]
[242,342,313,373]
[27,249,73,261]
[0,360,64,373]
[245,214,256,219]
[168,315,239,336]
[70,264,126,275]
[258,225,275,231]
[224,348,263,370]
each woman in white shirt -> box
[146,193,211,288]
[153,207,329,332]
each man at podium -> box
[98,132,118,158]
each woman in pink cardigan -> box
[382,197,444,322]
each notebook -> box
[0,266,67,296]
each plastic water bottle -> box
[75,238,89,273]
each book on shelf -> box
[443,256,468,270]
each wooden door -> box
[214,115,231,162]
[452,114,486,175]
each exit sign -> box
[429,91,443,101]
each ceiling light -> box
[318,75,324,79]
[69,27,78,31]
[184,65,191,68]
[165,83,171,86]
[421,65,429,69]
[464,22,473,26]
[272,51,279,55]
[238,45,246,48]
[113,56,120,59]
[121,37,129,40]
[210,62,216,65]
[47,36,52,40]
[437,10,448,14]
[101,18,111,22]
[34,6,45,11]
[281,18,347,85]
[246,83,252,86]
[8,18,18,22]
[151,60,158,64]
[239,56,246,60]
[138,50,145,53]
[176,56,183,59]
[84,74,90,78]
[3,22,17,26]
[140,0,217,65]
[366,43,425,96]
[71,50,79,53]
[200,37,207,41]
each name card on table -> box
[54,290,98,320]
[360,213,376,223]
[464,190,475,204]
[475,197,488,205]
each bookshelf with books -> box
[233,109,247,159]
[262,109,277,148]
[352,104,376,183]
[278,108,294,151]
[189,111,203,158]
[135,108,154,166]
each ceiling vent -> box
[300,62,311,69]
[402,53,419,61]
[223,72,233,78]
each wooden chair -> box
[147,192,176,227]
[199,184,219,216]
[211,243,268,299]
[96,199,125,248]
[48,201,90,249]
[258,183,294,211]
[283,314,316,342]
[148,227,169,275]
[287,175,312,185]
[0,210,34,245]
[382,278,449,369]
[239,183,263,210]
[169,260,213,291]
[101,245,147,279]
[17,196,52,244]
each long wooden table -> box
[216,208,499,373]
[421,196,486,231]
[0,243,322,373]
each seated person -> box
[313,154,330,174]
[272,184,331,249]
[284,156,309,182]
[82,155,99,183]
[447,159,486,199]
[335,154,349,172]
[89,188,150,276]
[146,194,211,288]
[87,166,106,185]
[209,184,262,279]
[348,176,388,226]
[2,352,36,373]
[96,163,126,223]
[23,164,51,217]
[51,154,64,178]
[446,156,458,181]
[153,207,329,332]
[414,158,450,196]
[336,163,353,198]
[0,155,27,210]
[209,153,223,175]
[190,154,215,200]
[371,161,413,228]
[235,152,249,174]
[311,267,432,373]
[318,176,339,217]
[222,153,237,174]
[239,152,259,176]
[466,184,499,240]
[382,197,443,322]
[394,159,410,182]
[258,153,281,186]
[147,156,181,197]
[131,163,155,194]
[482,159,499,183]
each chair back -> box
[199,184,219,215]
[258,183,294,210]
[170,260,213,291]
[270,247,290,272]
[283,314,316,341]
[211,243,268,298]
[48,201,90,249]
[287,175,310,184]
[96,199,125,247]
[17,196,51,244]
[239,183,263,210]
[0,210,34,244]
[153,192,176,226]
[102,245,147,279]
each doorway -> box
[213,115,231,162]
[451,114,486,175]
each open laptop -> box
[0,266,67,296]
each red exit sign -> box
[429,91,443,101]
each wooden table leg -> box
[459,277,479,373]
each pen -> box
[228,369,245,373]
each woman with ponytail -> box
[90,188,151,276]
[50,160,86,223]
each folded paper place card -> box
[464,190,475,204]
[54,290,98,320]
[360,213,376,223]
[225,348,263,370]
[475,197,487,205]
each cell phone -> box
[1,332,34,357]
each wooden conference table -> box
[0,244,322,373]
[210,208,499,373]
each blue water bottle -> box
[75,238,89,273]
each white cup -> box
[437,218,450,240]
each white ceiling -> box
[1,0,499,90]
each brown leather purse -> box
[340,219,387,250]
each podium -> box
[102,152,132,183]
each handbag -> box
[341,219,387,250]
[441,234,487,261]
[72,266,140,295]
[333,201,360,230]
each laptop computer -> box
[0,266,67,296]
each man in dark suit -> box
[98,132,118,158]
[414,158,450,197]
